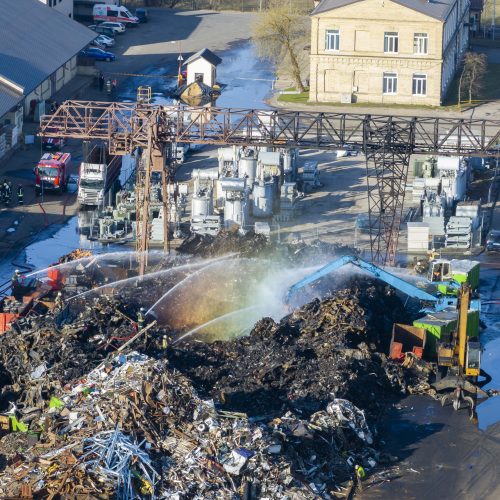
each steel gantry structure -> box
[39,100,500,269]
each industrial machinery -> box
[433,284,488,414]
[286,256,489,416]
[427,259,480,295]
[39,101,500,273]
[286,255,463,312]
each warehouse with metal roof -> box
[0,0,95,158]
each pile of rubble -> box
[169,284,433,420]
[177,231,271,257]
[0,273,435,497]
[0,349,398,498]
[0,295,138,410]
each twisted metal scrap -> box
[82,427,158,499]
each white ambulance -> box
[93,3,139,25]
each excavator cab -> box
[428,259,452,284]
[465,341,481,377]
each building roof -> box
[0,84,23,119]
[311,0,457,21]
[183,48,222,67]
[0,0,95,114]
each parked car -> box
[88,25,116,38]
[90,39,106,49]
[80,47,116,62]
[486,230,500,252]
[98,21,126,34]
[136,8,148,23]
[95,34,115,47]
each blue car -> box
[80,47,116,61]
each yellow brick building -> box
[309,0,470,106]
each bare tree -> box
[252,1,310,92]
[458,52,487,105]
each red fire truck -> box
[34,152,71,195]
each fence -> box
[136,0,312,12]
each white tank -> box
[220,177,246,192]
[239,157,257,184]
[252,182,274,217]
[224,198,249,229]
[192,193,213,217]
[192,168,219,181]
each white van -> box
[93,4,139,25]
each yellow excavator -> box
[432,284,489,416]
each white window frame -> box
[412,74,427,96]
[414,33,428,54]
[384,32,399,53]
[383,72,398,94]
[325,29,340,52]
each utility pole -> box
[493,0,497,40]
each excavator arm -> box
[286,255,450,309]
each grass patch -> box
[278,90,456,110]
[278,91,310,104]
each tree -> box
[458,52,487,105]
[252,1,310,92]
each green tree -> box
[252,1,310,92]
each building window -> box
[412,74,427,95]
[383,72,398,94]
[325,29,340,51]
[384,32,398,53]
[414,33,428,54]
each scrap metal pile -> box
[0,256,436,498]
[169,285,434,420]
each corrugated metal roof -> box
[0,0,96,97]
[0,85,23,120]
[312,0,457,20]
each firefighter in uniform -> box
[137,308,145,330]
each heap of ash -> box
[169,283,432,420]
[0,282,434,498]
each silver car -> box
[95,34,115,47]
[98,22,126,34]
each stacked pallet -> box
[445,216,472,248]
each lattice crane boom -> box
[39,101,500,268]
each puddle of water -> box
[215,44,274,109]
[476,264,500,430]
[477,335,500,430]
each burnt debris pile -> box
[169,284,429,420]
[0,250,436,498]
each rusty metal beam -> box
[40,101,500,157]
[38,101,500,267]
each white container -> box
[239,157,257,184]
[192,194,213,217]
[224,198,248,228]
[252,182,274,217]
[407,222,429,251]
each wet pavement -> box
[0,41,274,287]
